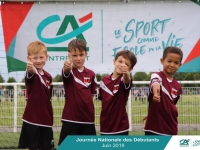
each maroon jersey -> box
[62,67,97,123]
[144,71,182,135]
[99,74,132,134]
[22,70,53,127]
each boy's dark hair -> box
[115,50,137,68]
[163,47,183,62]
[68,39,86,52]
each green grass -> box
[130,95,200,124]
[0,95,200,126]
[0,94,200,148]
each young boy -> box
[98,50,137,135]
[58,39,98,145]
[144,46,183,135]
[18,41,54,149]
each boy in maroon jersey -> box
[98,50,137,135]
[18,41,54,149]
[144,46,183,135]
[58,39,98,145]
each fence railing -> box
[0,81,200,133]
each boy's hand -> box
[121,65,131,83]
[120,65,129,75]
[142,116,147,122]
[63,59,72,74]
[153,88,161,102]
[26,57,35,74]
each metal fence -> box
[0,82,200,130]
[0,82,200,148]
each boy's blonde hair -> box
[27,41,47,56]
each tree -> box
[146,72,153,81]
[53,74,62,82]
[174,72,186,81]
[132,72,149,87]
[133,72,148,81]
[184,73,199,87]
[96,73,102,82]
[21,78,26,89]
[175,72,200,87]
[95,73,109,82]
[0,74,4,83]
[7,77,17,90]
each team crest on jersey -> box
[45,80,51,89]
[113,84,119,94]
[171,88,178,98]
[84,77,91,86]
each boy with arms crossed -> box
[99,50,137,135]
[144,46,183,135]
[58,39,97,145]
[18,41,54,149]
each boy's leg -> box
[18,122,40,149]
[117,131,129,135]
[18,122,27,148]
[39,126,54,150]
[58,121,80,146]
[81,123,96,135]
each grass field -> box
[0,94,200,148]
[0,94,200,126]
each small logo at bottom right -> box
[193,140,200,147]
[179,139,190,147]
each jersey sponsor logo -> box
[113,84,119,94]
[84,77,91,86]
[171,88,178,98]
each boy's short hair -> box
[163,47,183,62]
[68,39,86,52]
[27,41,47,56]
[115,50,137,68]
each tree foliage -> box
[21,78,26,89]
[133,72,149,81]
[4,72,200,88]
[7,77,17,89]
[0,74,4,83]
[96,73,102,82]
[96,73,109,81]
[175,72,200,87]
[53,74,62,82]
